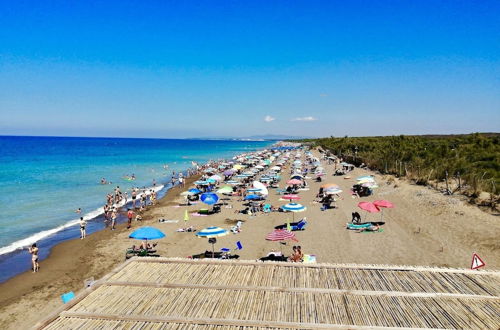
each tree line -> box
[303,133,499,198]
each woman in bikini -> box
[28,243,39,272]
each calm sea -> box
[0,136,273,281]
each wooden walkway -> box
[36,258,500,329]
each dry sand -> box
[1,150,499,329]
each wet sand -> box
[1,150,499,329]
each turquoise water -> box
[0,136,272,256]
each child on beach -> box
[28,243,39,272]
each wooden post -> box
[445,171,450,195]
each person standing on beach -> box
[127,208,134,229]
[111,208,117,230]
[131,188,137,209]
[28,243,39,272]
[79,217,87,239]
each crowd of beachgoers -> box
[119,141,390,263]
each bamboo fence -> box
[37,258,500,330]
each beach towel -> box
[361,228,384,233]
[61,291,75,304]
[191,212,208,217]
[303,254,317,263]
[158,219,179,223]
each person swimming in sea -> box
[75,208,82,214]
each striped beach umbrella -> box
[281,203,306,212]
[281,202,306,221]
[196,226,229,238]
[266,229,298,242]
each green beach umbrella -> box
[217,186,233,194]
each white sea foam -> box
[0,184,165,256]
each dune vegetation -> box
[304,133,499,203]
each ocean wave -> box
[0,184,165,256]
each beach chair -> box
[292,219,307,231]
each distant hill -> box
[187,134,311,141]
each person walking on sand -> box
[28,243,39,272]
[79,217,87,239]
[127,208,134,229]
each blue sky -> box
[1,1,498,138]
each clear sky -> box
[1,1,499,138]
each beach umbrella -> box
[223,169,235,176]
[129,227,165,240]
[373,200,394,221]
[266,229,298,249]
[321,183,339,189]
[247,188,262,192]
[287,179,302,185]
[282,194,301,201]
[281,202,306,221]
[209,174,222,181]
[194,180,208,185]
[217,186,233,194]
[233,164,243,170]
[196,226,229,238]
[180,190,194,196]
[204,167,216,173]
[188,188,202,194]
[226,180,240,185]
[244,194,263,201]
[291,174,304,180]
[197,226,229,258]
[206,178,217,184]
[325,188,343,195]
[358,202,380,213]
[200,192,219,205]
[252,181,268,196]
[357,175,374,181]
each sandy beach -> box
[0,149,499,329]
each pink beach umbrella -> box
[282,194,301,201]
[287,179,302,185]
[358,202,380,213]
[357,201,380,222]
[373,200,394,208]
[373,200,394,221]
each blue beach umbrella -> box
[201,192,219,205]
[129,227,166,240]
[244,194,263,201]
[188,188,202,194]
[206,178,217,184]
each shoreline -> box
[0,173,201,328]
[1,147,498,329]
